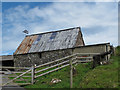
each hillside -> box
[79,56,119,88]
[79,46,119,88]
[24,46,119,88]
[25,62,92,88]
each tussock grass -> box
[25,53,120,88]
[79,56,119,88]
[24,54,119,88]
[25,62,92,88]
[21,46,120,88]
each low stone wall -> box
[14,49,73,67]
[73,43,111,60]
[73,45,106,54]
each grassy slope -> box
[79,46,119,88]
[79,56,119,88]
[25,46,119,88]
[25,62,92,88]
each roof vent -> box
[23,30,29,34]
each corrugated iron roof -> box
[14,27,84,54]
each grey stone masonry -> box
[14,49,73,67]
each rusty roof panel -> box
[14,35,37,54]
[14,27,85,54]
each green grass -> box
[24,62,92,88]
[10,46,118,88]
[24,56,119,88]
[79,56,119,88]
[115,46,120,56]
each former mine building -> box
[13,27,111,67]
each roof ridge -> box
[26,26,80,37]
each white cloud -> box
[2,2,118,55]
[84,26,118,46]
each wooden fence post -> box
[70,58,73,88]
[31,65,35,84]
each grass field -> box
[24,57,119,88]
[24,46,119,88]
[25,62,92,88]
[79,56,119,88]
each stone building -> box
[13,27,111,67]
[0,55,14,67]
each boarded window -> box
[50,32,57,39]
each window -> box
[38,53,42,58]
[50,32,57,40]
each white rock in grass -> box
[51,78,61,84]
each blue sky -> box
[1,2,118,55]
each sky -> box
[1,1,119,55]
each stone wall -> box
[73,43,111,60]
[14,49,73,67]
[73,45,106,54]
[14,43,111,67]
